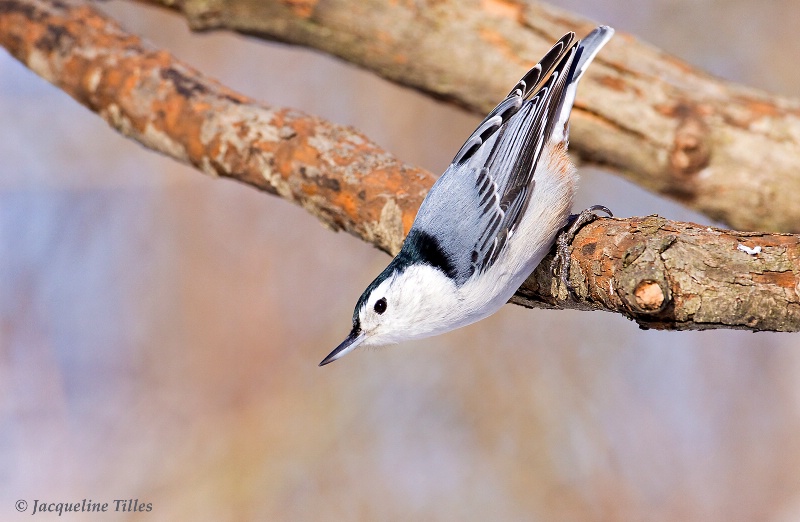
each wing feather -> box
[407,31,590,284]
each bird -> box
[320,26,615,366]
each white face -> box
[320,265,461,365]
[358,265,458,347]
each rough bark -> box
[137,0,800,234]
[1,0,799,331]
[523,216,800,332]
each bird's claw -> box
[551,205,613,297]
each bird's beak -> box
[319,328,365,366]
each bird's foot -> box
[551,204,613,297]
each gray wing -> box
[407,32,580,285]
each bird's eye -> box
[374,297,387,315]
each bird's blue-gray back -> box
[408,34,579,285]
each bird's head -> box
[319,261,459,366]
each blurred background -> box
[2,0,800,520]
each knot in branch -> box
[617,235,676,316]
[669,103,712,178]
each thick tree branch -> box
[522,216,800,332]
[1,0,799,331]
[137,0,800,234]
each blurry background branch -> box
[135,0,800,235]
[0,0,799,332]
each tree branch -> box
[1,0,799,331]
[136,0,800,234]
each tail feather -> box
[572,26,615,85]
[451,26,613,165]
[507,32,576,99]
[551,25,614,143]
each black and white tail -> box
[451,26,613,165]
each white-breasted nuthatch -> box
[321,26,615,366]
